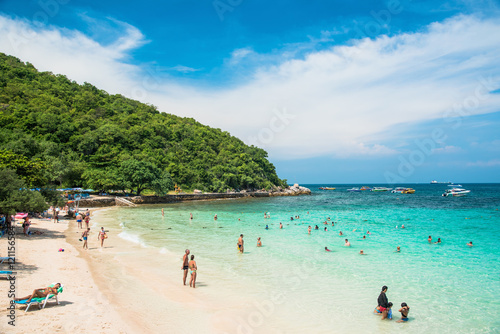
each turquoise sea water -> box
[98,184,500,333]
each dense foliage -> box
[0,53,287,193]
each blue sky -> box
[0,0,499,183]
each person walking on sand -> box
[98,227,107,248]
[182,249,190,285]
[76,212,82,229]
[84,215,90,229]
[189,255,197,288]
[238,234,244,253]
[82,228,90,250]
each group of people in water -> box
[375,285,410,322]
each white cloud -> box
[466,159,500,167]
[1,14,500,160]
[432,145,462,153]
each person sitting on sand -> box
[15,283,61,302]
[396,302,410,322]
[325,247,331,252]
[189,255,197,288]
[467,241,473,246]
[257,237,262,247]
[345,239,351,247]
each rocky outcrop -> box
[77,185,311,207]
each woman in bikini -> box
[189,255,197,288]
[15,283,61,302]
[98,227,107,248]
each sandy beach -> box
[0,212,132,334]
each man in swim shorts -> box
[76,212,82,229]
[182,249,190,285]
[81,228,90,250]
[238,234,244,253]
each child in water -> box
[396,302,410,322]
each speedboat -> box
[371,187,392,192]
[347,187,361,192]
[319,187,335,190]
[403,188,415,194]
[360,186,371,191]
[448,184,462,187]
[442,188,470,197]
[391,187,406,193]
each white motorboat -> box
[442,188,470,197]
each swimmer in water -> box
[308,226,311,234]
[257,237,262,247]
[265,225,269,230]
[434,238,442,244]
[401,224,405,228]
[363,235,366,239]
[467,241,473,246]
[315,225,319,230]
[325,247,331,252]
[428,236,432,243]
[324,227,328,231]
[344,239,351,247]
[280,222,283,229]
[396,246,401,252]
[331,222,334,226]
[367,231,371,235]
[360,250,366,255]
[396,302,410,322]
[339,231,343,236]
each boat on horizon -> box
[371,187,392,192]
[442,188,470,197]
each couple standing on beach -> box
[182,249,197,288]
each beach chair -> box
[0,257,15,264]
[15,285,63,312]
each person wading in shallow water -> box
[182,249,190,285]
[238,234,244,253]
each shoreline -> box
[0,212,132,333]
[77,185,312,208]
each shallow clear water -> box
[97,184,500,333]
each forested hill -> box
[0,53,287,194]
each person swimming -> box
[325,247,331,252]
[363,235,366,239]
[428,235,432,243]
[434,238,442,244]
[467,241,473,246]
[396,302,410,322]
[396,246,401,252]
[339,231,343,236]
[315,225,319,230]
[265,225,269,230]
[308,226,311,234]
[324,227,328,231]
[359,250,366,255]
[257,237,262,247]
[344,239,351,247]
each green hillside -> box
[0,53,287,194]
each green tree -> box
[119,159,173,195]
[0,169,48,226]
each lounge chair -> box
[0,257,15,264]
[14,285,64,312]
